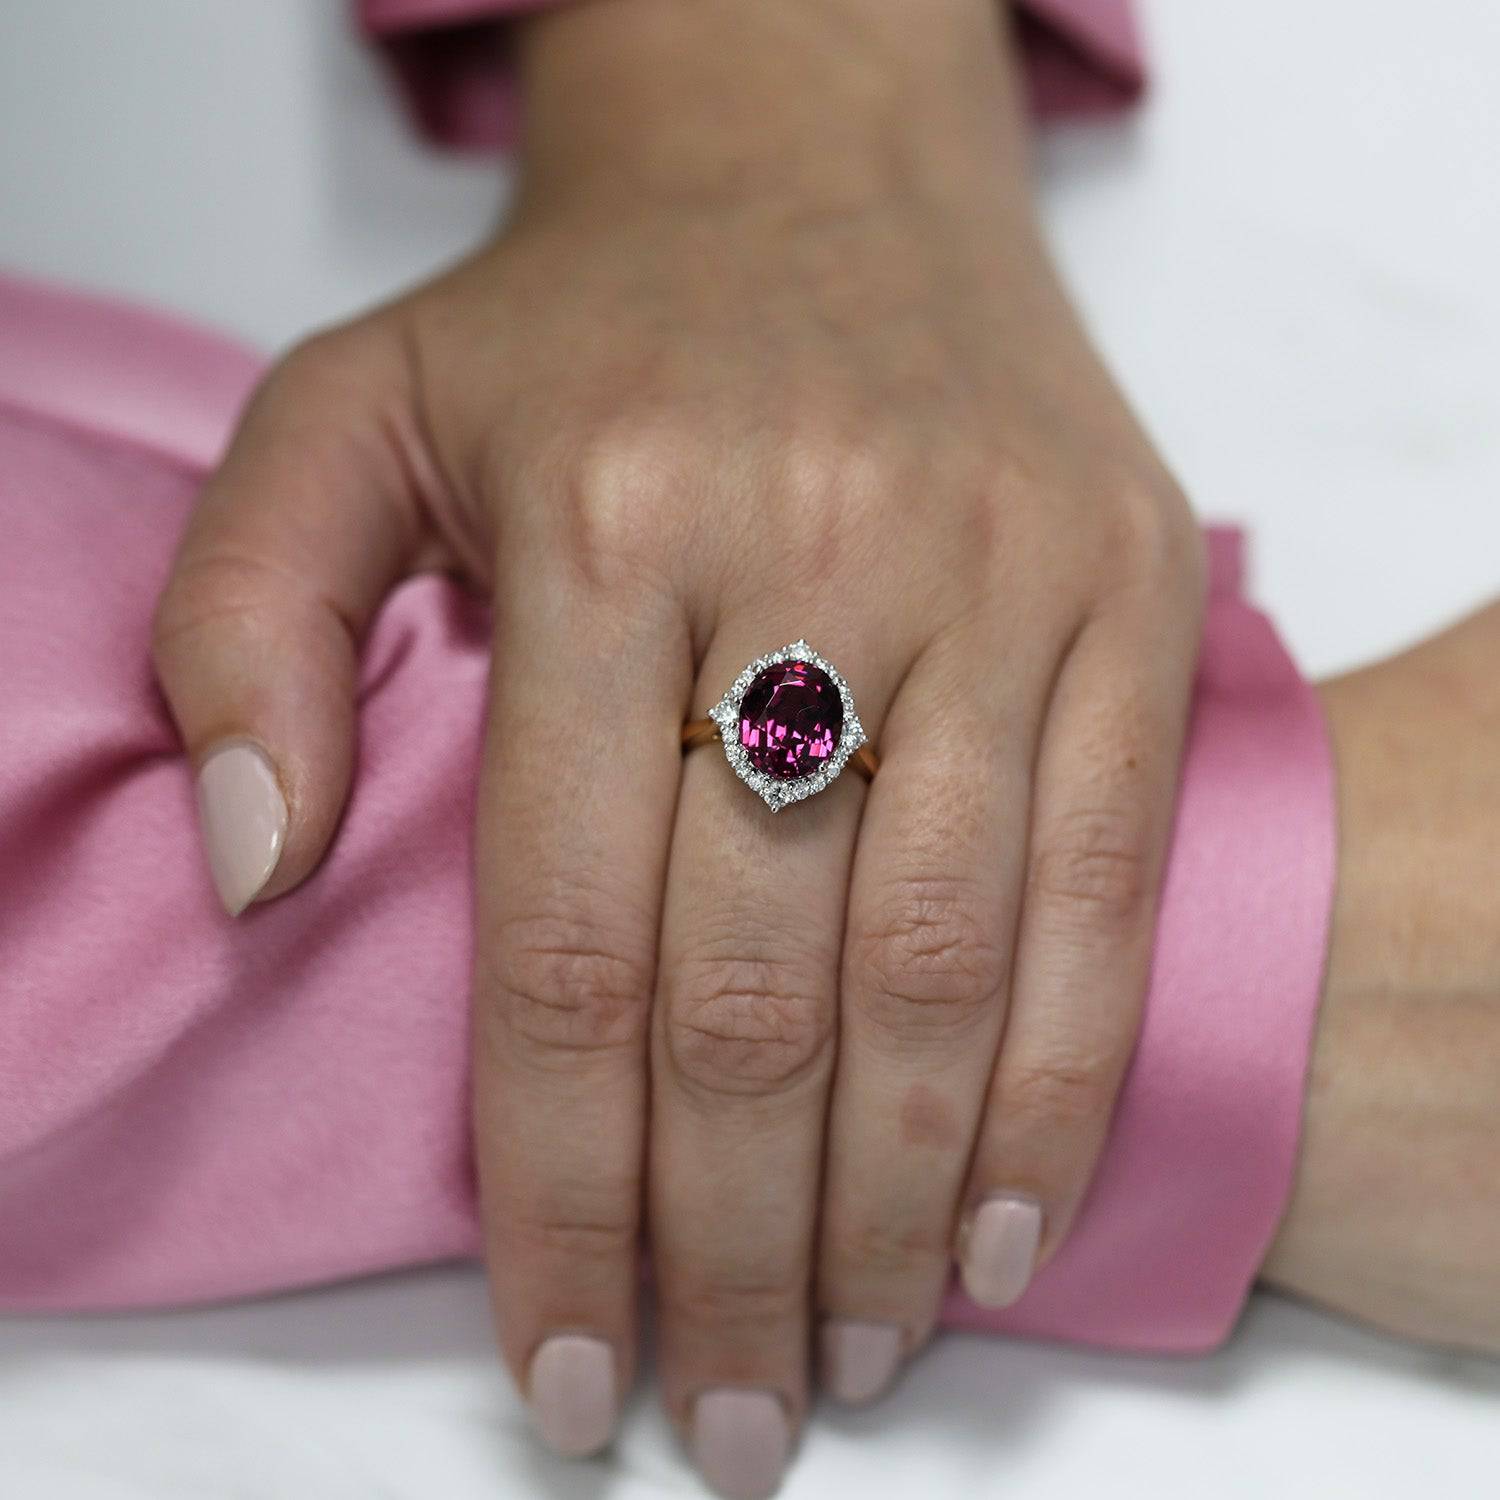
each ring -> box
[681,639,877,811]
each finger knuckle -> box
[561,421,691,591]
[150,569,220,664]
[970,446,1027,527]
[482,914,652,1065]
[663,1267,806,1333]
[151,548,321,664]
[851,876,1006,1039]
[772,429,898,566]
[1001,1051,1120,1134]
[1105,473,1202,588]
[780,430,884,515]
[665,951,833,1096]
[506,1200,638,1265]
[1029,807,1154,933]
[831,1218,950,1283]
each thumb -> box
[153,322,434,915]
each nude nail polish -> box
[527,1334,617,1458]
[691,1388,790,1500]
[960,1193,1043,1309]
[195,739,287,916]
[819,1320,903,1405]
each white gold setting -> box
[706,639,866,812]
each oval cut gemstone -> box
[737,660,843,781]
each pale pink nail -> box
[691,1389,790,1500]
[961,1193,1043,1309]
[819,1320,903,1405]
[195,739,287,916]
[527,1334,617,1458]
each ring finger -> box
[651,622,892,1500]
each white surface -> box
[1,2,1498,1497]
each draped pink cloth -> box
[357,0,1147,151]
[0,272,1335,1352]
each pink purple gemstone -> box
[737,660,843,781]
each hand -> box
[151,0,1203,1491]
[1263,603,1500,1354]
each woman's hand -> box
[152,0,1203,1490]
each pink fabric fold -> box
[0,273,1332,1352]
[356,0,1147,153]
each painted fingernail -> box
[527,1334,617,1458]
[960,1193,1043,1309]
[818,1320,903,1405]
[690,1389,790,1500]
[195,739,287,916]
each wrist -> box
[513,0,1035,216]
[1259,608,1500,1350]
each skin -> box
[1265,603,1500,1355]
[152,0,1204,1486]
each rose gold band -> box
[680,718,879,780]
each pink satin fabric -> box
[0,273,1334,1351]
[358,0,1147,151]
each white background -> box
[1,2,1497,1496]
